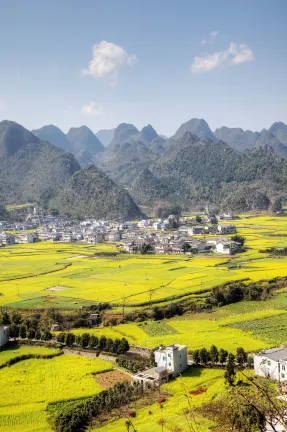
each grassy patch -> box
[139,321,178,337]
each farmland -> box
[0,353,112,432]
[1,215,287,310]
[95,367,225,432]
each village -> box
[0,206,240,255]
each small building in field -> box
[215,241,240,255]
[132,344,188,388]
[0,326,9,347]
[254,348,287,382]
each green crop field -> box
[72,308,284,352]
[0,353,112,432]
[1,214,287,309]
[95,367,225,432]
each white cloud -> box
[0,102,5,112]
[81,102,105,117]
[191,42,253,73]
[201,30,219,45]
[82,40,136,85]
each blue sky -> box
[0,0,286,136]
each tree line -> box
[192,345,250,367]
[56,332,130,354]
[116,354,155,373]
[55,381,144,432]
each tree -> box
[224,353,236,385]
[19,325,27,339]
[0,311,10,325]
[106,338,114,353]
[192,349,200,364]
[119,338,129,354]
[75,335,82,346]
[199,348,209,365]
[35,329,41,340]
[57,332,66,343]
[42,330,52,341]
[81,333,90,348]
[270,197,282,214]
[195,215,202,223]
[99,335,107,350]
[210,345,219,363]
[9,324,19,339]
[236,347,247,365]
[27,328,35,339]
[11,312,22,325]
[65,332,75,347]
[89,335,98,349]
[219,349,228,364]
[140,243,154,255]
[231,235,245,247]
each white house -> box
[215,241,239,255]
[0,326,9,347]
[132,344,188,388]
[254,348,287,382]
[154,344,188,377]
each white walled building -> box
[154,344,188,377]
[0,326,9,347]
[254,348,287,382]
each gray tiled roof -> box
[259,348,287,361]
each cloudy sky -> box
[0,0,286,136]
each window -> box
[168,362,171,367]
[268,361,271,366]
[180,355,181,358]
[282,365,286,371]
[282,373,285,379]
[180,364,182,368]
[163,356,166,361]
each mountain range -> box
[1,117,287,218]
[0,121,142,219]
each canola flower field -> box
[1,215,287,309]
[0,353,112,432]
[1,214,287,431]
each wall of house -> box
[254,355,279,381]
[0,327,9,347]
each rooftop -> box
[258,348,287,362]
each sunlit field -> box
[1,214,287,309]
[0,345,60,366]
[0,354,112,432]
[96,367,225,432]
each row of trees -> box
[56,332,130,354]
[192,345,249,366]
[116,354,155,373]
[9,324,52,341]
[55,381,144,432]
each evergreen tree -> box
[9,324,19,339]
[224,353,236,386]
[27,328,35,339]
[11,312,22,325]
[99,335,107,350]
[88,335,98,349]
[81,333,90,348]
[199,347,209,364]
[19,324,27,339]
[42,330,52,341]
[0,311,10,325]
[65,332,75,347]
[57,332,66,343]
[236,347,247,365]
[192,349,200,364]
[75,335,82,346]
[106,338,114,353]
[210,345,219,363]
[119,338,130,354]
[113,338,121,354]
[219,348,228,364]
[35,329,41,340]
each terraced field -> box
[0,353,112,432]
[95,367,225,432]
[1,214,287,309]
